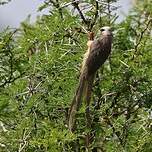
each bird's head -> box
[100,26,112,36]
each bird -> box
[68,26,113,132]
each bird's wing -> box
[85,39,104,75]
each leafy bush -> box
[0,0,152,151]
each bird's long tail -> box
[68,32,95,131]
[84,74,95,127]
[68,71,95,131]
[68,74,87,131]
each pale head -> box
[100,26,112,36]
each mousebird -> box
[68,26,113,132]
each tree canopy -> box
[0,0,152,151]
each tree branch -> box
[72,0,89,27]
[135,18,152,52]
[89,1,99,31]
[47,0,63,19]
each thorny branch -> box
[90,1,99,31]
[1,29,18,50]
[45,0,63,18]
[105,116,124,146]
[134,18,152,52]
[72,1,100,31]
[18,129,31,152]
[72,0,88,27]
[107,0,111,24]
[55,0,63,19]
[0,29,20,88]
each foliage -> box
[0,0,152,151]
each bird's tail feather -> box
[84,74,95,127]
[68,75,87,131]
[68,32,95,131]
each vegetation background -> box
[0,0,152,151]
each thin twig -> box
[60,0,79,8]
[56,0,63,19]
[105,116,124,146]
[107,0,111,24]
[119,60,130,68]
[72,0,88,26]
[47,0,63,19]
[135,18,152,52]
[89,1,99,31]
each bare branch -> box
[89,1,99,31]
[72,0,88,27]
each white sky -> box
[0,0,132,30]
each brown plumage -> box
[68,27,113,132]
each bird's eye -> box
[100,29,105,32]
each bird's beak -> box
[106,31,112,36]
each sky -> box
[0,0,132,30]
